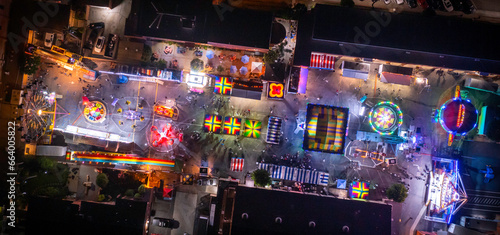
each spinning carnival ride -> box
[437,86,478,146]
[149,123,183,148]
[368,101,403,135]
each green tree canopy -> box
[386,183,408,203]
[134,193,142,199]
[97,194,105,202]
[190,58,204,72]
[125,189,135,197]
[264,50,280,64]
[38,157,55,171]
[23,55,41,75]
[96,173,109,189]
[251,169,272,187]
[138,184,147,195]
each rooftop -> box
[125,0,273,51]
[294,5,500,74]
[229,186,392,235]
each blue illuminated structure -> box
[425,157,467,224]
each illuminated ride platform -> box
[438,86,478,146]
[68,151,175,167]
[425,157,467,224]
[146,122,183,153]
[368,101,403,135]
[83,101,106,123]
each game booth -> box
[258,163,329,186]
[303,104,349,154]
[425,157,467,224]
[214,76,233,95]
[68,151,175,167]
[341,61,370,81]
[186,72,209,93]
[368,101,403,135]
[266,116,282,144]
[287,66,308,94]
[350,181,370,200]
[203,114,263,139]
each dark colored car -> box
[417,0,429,9]
[427,0,441,9]
[461,0,476,14]
[406,0,418,8]
[152,218,180,229]
[89,22,104,29]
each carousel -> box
[84,100,107,123]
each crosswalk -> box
[468,196,500,207]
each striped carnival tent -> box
[231,158,244,171]
[310,52,335,70]
[283,167,295,181]
[296,168,308,183]
[258,163,273,172]
[307,171,319,185]
[257,163,329,186]
[318,172,329,186]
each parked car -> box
[406,0,418,8]
[427,0,441,9]
[88,22,104,29]
[152,218,180,229]
[104,34,118,58]
[383,0,392,4]
[94,36,105,53]
[44,32,55,47]
[442,0,454,11]
[417,0,429,8]
[461,0,476,14]
[395,0,405,4]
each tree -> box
[190,58,204,72]
[125,189,135,197]
[38,157,55,171]
[340,0,355,7]
[97,194,105,202]
[217,65,224,73]
[264,50,280,64]
[386,183,408,203]
[141,45,152,62]
[134,193,142,199]
[138,184,146,195]
[251,169,271,187]
[22,55,41,75]
[96,173,109,189]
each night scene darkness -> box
[1,0,500,234]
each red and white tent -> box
[230,158,244,172]
[310,52,335,70]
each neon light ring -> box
[438,98,477,135]
[368,101,403,135]
[84,101,107,123]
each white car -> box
[396,0,404,4]
[442,0,454,12]
[44,32,54,48]
[384,0,391,4]
[94,36,105,53]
